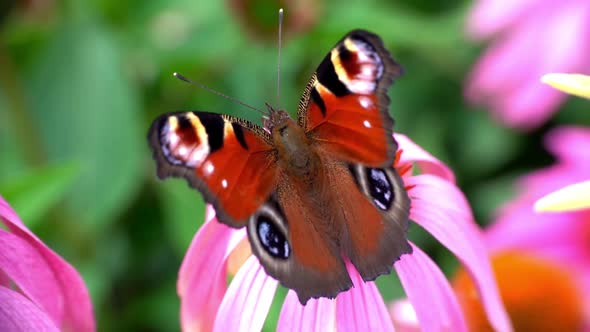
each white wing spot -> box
[363,120,372,128]
[204,161,215,175]
[168,132,180,147]
[221,179,228,189]
[187,145,209,167]
[360,96,373,109]
[178,146,188,156]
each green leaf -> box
[26,16,143,229]
[0,162,80,228]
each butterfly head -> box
[262,102,293,133]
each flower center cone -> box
[452,251,585,332]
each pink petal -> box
[466,14,541,104]
[177,206,246,332]
[0,286,59,332]
[494,82,564,129]
[335,264,395,331]
[0,196,94,332]
[0,270,10,287]
[394,243,467,332]
[544,126,590,166]
[407,176,513,332]
[518,165,586,202]
[277,292,336,332]
[213,256,278,332]
[466,1,590,130]
[540,2,590,72]
[389,299,421,332]
[487,200,590,265]
[394,134,455,182]
[467,0,540,38]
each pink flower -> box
[465,126,590,330]
[392,126,590,330]
[177,134,512,332]
[465,0,590,130]
[0,196,95,332]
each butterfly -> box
[148,29,411,305]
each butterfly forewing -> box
[297,30,403,168]
[148,111,278,227]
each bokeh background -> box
[1,0,588,330]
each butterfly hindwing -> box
[148,111,278,227]
[342,164,411,280]
[298,29,403,168]
[246,185,353,304]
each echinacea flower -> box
[392,126,590,331]
[465,0,590,130]
[0,195,95,332]
[457,127,590,331]
[177,134,512,332]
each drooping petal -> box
[467,0,540,38]
[406,176,513,332]
[0,197,94,332]
[466,13,541,107]
[277,291,336,332]
[0,286,59,332]
[335,264,395,332]
[178,206,246,332]
[213,256,278,332]
[487,200,590,265]
[0,270,10,287]
[494,77,564,129]
[394,243,467,332]
[467,0,590,130]
[0,230,59,317]
[544,126,590,166]
[394,134,455,182]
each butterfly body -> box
[271,112,320,180]
[149,30,411,304]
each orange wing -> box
[148,111,277,227]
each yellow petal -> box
[541,73,590,99]
[534,180,590,212]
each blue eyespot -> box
[367,168,393,210]
[257,217,290,259]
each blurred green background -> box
[2,0,589,331]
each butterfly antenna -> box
[173,72,266,115]
[276,8,284,109]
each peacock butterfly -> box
[148,29,411,304]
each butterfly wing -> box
[342,164,411,280]
[297,30,412,283]
[148,111,278,227]
[298,29,403,168]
